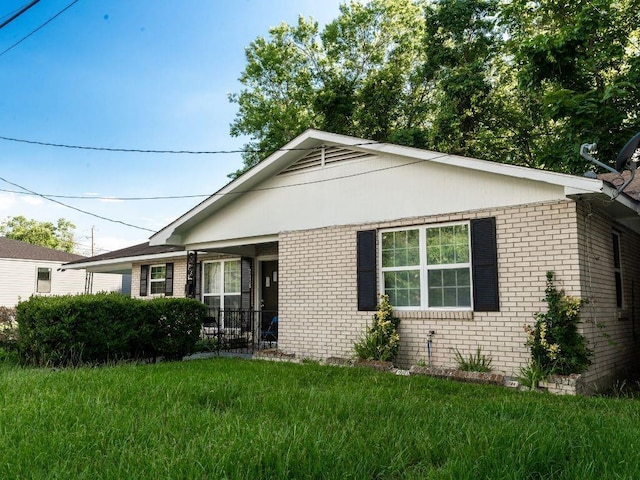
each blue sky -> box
[0,0,344,255]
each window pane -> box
[150,281,165,295]
[224,295,241,310]
[150,266,165,280]
[203,295,221,316]
[37,268,51,281]
[384,270,420,307]
[427,225,469,265]
[382,230,420,268]
[203,262,221,294]
[428,268,471,307]
[37,268,51,293]
[224,260,241,293]
[612,233,621,268]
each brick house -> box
[68,129,640,390]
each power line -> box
[0,0,40,30]
[0,153,445,232]
[0,176,155,232]
[0,188,210,201]
[0,134,381,155]
[0,0,80,57]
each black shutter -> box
[241,257,252,310]
[140,264,149,297]
[164,263,174,296]
[471,217,499,312]
[357,230,377,311]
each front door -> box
[260,260,278,343]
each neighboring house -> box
[67,129,640,391]
[0,237,127,307]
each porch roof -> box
[63,242,185,274]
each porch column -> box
[185,251,197,298]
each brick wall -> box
[575,200,640,389]
[278,199,638,385]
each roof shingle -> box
[0,237,85,262]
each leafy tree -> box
[419,0,504,159]
[502,0,640,173]
[230,0,640,177]
[229,0,426,177]
[0,216,76,253]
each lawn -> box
[1,357,640,479]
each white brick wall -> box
[277,198,639,387]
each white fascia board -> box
[353,141,605,192]
[150,130,325,246]
[64,251,187,270]
[149,128,609,246]
[183,234,279,252]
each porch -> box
[201,308,278,354]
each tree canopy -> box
[229,0,640,177]
[0,216,76,253]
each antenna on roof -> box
[580,133,640,198]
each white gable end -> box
[151,130,608,248]
[181,149,572,248]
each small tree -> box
[524,272,592,376]
[0,216,76,253]
[354,294,400,362]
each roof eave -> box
[64,250,187,271]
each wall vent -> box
[279,145,374,174]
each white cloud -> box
[95,234,146,254]
[99,197,124,204]
[22,196,44,206]
[0,193,17,211]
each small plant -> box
[453,347,493,372]
[354,294,400,362]
[517,361,550,391]
[523,272,592,378]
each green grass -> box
[1,358,640,479]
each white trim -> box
[379,221,473,311]
[149,264,166,296]
[182,235,280,252]
[150,129,608,247]
[63,251,187,271]
[612,231,624,309]
[201,258,242,311]
[35,266,52,294]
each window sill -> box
[394,310,474,320]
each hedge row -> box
[16,293,206,366]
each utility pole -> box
[91,226,95,256]
[0,0,40,30]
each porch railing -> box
[201,309,278,353]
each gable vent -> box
[279,145,374,175]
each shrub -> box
[524,272,592,377]
[0,306,18,347]
[354,295,400,362]
[16,294,206,366]
[453,347,493,372]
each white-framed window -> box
[380,222,472,309]
[36,267,51,293]
[613,231,623,309]
[149,265,166,295]
[202,259,241,312]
